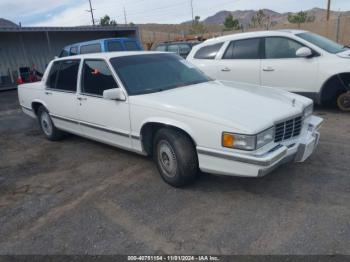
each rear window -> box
[194,42,223,59]
[47,62,60,89]
[154,45,167,51]
[56,60,80,92]
[223,38,261,59]
[47,60,80,92]
[107,41,123,52]
[168,44,191,54]
[124,41,139,51]
[59,48,69,58]
[70,46,78,56]
[80,44,102,54]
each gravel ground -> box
[0,90,349,255]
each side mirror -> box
[103,88,126,101]
[296,47,313,58]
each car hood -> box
[336,49,350,58]
[129,81,311,134]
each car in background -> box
[187,30,350,111]
[18,52,322,187]
[59,38,143,57]
[152,41,201,58]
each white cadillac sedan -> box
[18,52,323,187]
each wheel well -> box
[31,102,44,116]
[320,73,350,105]
[140,122,196,156]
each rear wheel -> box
[337,92,350,112]
[153,128,198,187]
[37,106,64,141]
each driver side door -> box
[77,59,131,149]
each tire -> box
[37,106,64,141]
[337,92,350,112]
[153,128,198,187]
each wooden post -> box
[327,0,331,21]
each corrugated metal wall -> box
[0,29,137,86]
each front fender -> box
[139,117,198,145]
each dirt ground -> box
[0,90,349,255]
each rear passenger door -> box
[188,42,224,79]
[216,38,262,85]
[77,59,131,149]
[45,59,81,134]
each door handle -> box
[263,67,275,72]
[77,97,87,101]
[221,67,231,72]
[45,91,52,95]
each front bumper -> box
[197,115,323,177]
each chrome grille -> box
[274,116,303,142]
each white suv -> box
[187,30,350,111]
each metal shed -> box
[0,25,140,90]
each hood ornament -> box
[292,98,296,107]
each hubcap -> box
[158,140,177,178]
[339,94,350,109]
[41,111,53,136]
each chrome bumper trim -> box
[197,146,287,167]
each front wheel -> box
[337,92,350,112]
[37,106,64,141]
[153,128,198,187]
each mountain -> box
[198,8,346,26]
[0,18,18,28]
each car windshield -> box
[110,53,210,95]
[297,32,348,54]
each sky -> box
[1,0,350,26]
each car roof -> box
[54,51,167,61]
[203,29,308,44]
[66,37,137,47]
[157,41,200,45]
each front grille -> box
[274,116,303,142]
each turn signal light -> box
[222,133,235,148]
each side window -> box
[194,42,224,59]
[265,37,304,59]
[59,48,69,58]
[82,60,118,96]
[108,41,123,52]
[168,44,191,55]
[124,41,139,51]
[47,61,60,89]
[154,45,167,51]
[223,38,261,59]
[80,44,102,54]
[55,60,80,92]
[70,46,78,56]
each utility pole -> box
[124,6,128,25]
[87,0,95,26]
[190,0,194,25]
[327,0,331,21]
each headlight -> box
[256,127,274,149]
[222,128,274,151]
[304,104,313,118]
[222,132,256,151]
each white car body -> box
[18,52,323,181]
[187,30,350,105]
